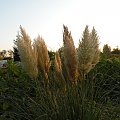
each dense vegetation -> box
[0,25,120,120]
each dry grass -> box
[16,26,38,78]
[55,51,62,74]
[16,25,99,82]
[33,35,50,80]
[77,26,100,79]
[63,25,78,83]
[90,27,100,65]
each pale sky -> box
[0,0,120,51]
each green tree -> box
[111,47,120,55]
[102,44,111,59]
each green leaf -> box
[2,102,9,110]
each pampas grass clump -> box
[16,25,100,82]
[10,25,114,120]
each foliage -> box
[88,58,120,103]
[101,44,120,60]
[0,59,120,120]
[102,44,111,60]
[13,47,21,62]
[111,47,120,55]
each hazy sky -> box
[0,0,120,51]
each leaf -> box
[2,102,9,110]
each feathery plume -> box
[78,26,93,76]
[55,51,62,74]
[16,26,38,78]
[33,35,50,80]
[63,25,78,83]
[90,27,100,65]
[77,26,100,79]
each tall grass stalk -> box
[63,25,78,83]
[77,25,100,80]
[16,26,38,78]
[33,35,50,81]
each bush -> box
[0,59,120,119]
